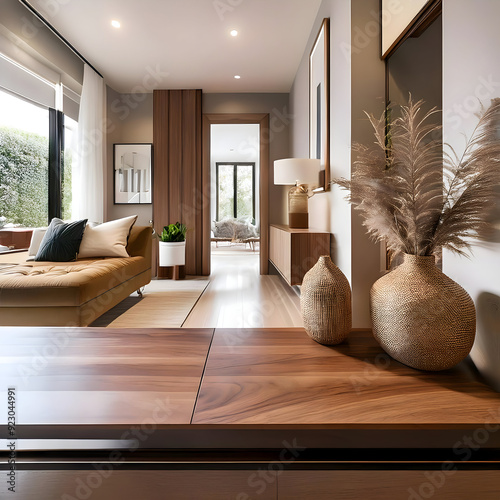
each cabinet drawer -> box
[279,470,500,499]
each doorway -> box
[202,114,269,275]
[211,123,259,265]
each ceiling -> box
[27,0,322,94]
[211,124,259,162]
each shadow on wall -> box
[474,292,500,392]
[479,184,500,244]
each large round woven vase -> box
[301,255,352,345]
[370,254,476,371]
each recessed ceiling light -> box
[230,29,238,37]
[111,20,121,28]
[234,75,241,79]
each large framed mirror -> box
[383,1,442,269]
[309,18,330,192]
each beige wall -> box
[289,0,385,327]
[442,0,500,390]
[106,87,153,226]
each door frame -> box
[202,113,269,275]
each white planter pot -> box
[159,241,186,267]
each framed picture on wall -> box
[113,143,152,204]
[309,17,330,192]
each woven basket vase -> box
[300,255,352,345]
[370,254,476,371]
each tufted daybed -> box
[0,225,151,327]
[211,217,260,250]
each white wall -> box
[290,0,385,327]
[442,0,500,390]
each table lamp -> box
[274,158,321,229]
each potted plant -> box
[157,222,187,267]
[334,96,500,371]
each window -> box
[0,57,77,227]
[216,162,255,221]
[0,89,49,227]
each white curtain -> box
[73,64,106,223]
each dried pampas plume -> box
[334,96,500,257]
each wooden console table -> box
[0,228,33,250]
[1,326,499,498]
[269,224,330,285]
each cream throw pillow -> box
[28,227,48,257]
[78,215,137,258]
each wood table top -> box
[1,326,499,448]
[0,327,213,427]
[192,328,500,427]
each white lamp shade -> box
[274,158,321,186]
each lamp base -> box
[287,185,309,229]
[289,212,308,229]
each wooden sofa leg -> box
[137,287,145,297]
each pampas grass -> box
[335,96,500,257]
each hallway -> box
[182,246,303,328]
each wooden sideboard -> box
[269,224,330,285]
[0,228,33,249]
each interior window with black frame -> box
[216,162,255,222]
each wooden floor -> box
[92,278,210,328]
[183,248,303,328]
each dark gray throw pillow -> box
[35,218,88,262]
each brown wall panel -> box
[153,89,205,276]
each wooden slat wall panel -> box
[152,91,169,277]
[195,91,205,275]
[182,92,194,271]
[168,90,182,222]
[153,89,204,276]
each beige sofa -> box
[0,225,151,327]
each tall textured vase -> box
[301,255,352,345]
[370,254,476,371]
